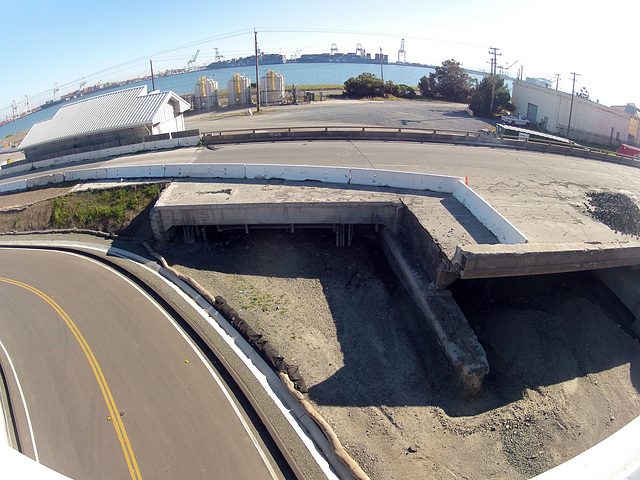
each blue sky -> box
[3,0,638,119]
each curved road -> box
[0,248,284,479]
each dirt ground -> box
[160,227,640,480]
[2,186,640,480]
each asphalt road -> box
[0,248,284,479]
[184,99,497,132]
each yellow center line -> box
[0,277,142,480]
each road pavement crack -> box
[349,141,375,168]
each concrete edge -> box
[453,242,640,279]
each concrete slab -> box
[150,179,497,257]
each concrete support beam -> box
[380,228,489,395]
[453,243,640,279]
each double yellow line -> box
[0,277,142,480]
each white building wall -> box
[512,80,631,147]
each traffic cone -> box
[465,176,469,186]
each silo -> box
[260,70,285,105]
[194,76,218,109]
[227,73,251,106]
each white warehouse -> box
[511,79,633,147]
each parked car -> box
[501,114,530,126]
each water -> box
[1,62,441,141]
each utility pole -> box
[488,47,501,114]
[149,60,155,91]
[554,73,560,91]
[566,72,580,138]
[380,47,384,83]
[254,29,260,113]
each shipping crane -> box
[213,48,224,62]
[24,94,31,114]
[356,43,364,56]
[53,82,60,101]
[188,49,200,71]
[79,77,87,90]
[398,38,406,64]
[330,43,338,55]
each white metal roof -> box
[19,86,190,150]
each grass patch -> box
[49,183,164,230]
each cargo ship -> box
[206,53,287,70]
[295,52,388,64]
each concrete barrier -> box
[64,168,108,181]
[26,173,65,189]
[245,164,350,184]
[0,179,27,193]
[106,165,166,179]
[350,168,461,192]
[452,181,527,244]
[164,163,246,179]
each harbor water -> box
[2,62,493,140]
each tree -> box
[468,75,513,117]
[344,72,385,98]
[418,59,475,102]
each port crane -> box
[213,48,224,62]
[330,43,338,55]
[398,38,406,63]
[187,49,200,71]
[79,77,87,90]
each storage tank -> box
[260,70,285,105]
[194,76,219,109]
[227,73,251,106]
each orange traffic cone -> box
[465,176,469,186]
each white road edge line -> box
[0,338,39,462]
[57,250,281,480]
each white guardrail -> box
[0,163,528,246]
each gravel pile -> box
[586,191,640,237]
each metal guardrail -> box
[200,126,640,168]
[202,125,483,145]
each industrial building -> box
[511,79,637,148]
[19,86,192,163]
